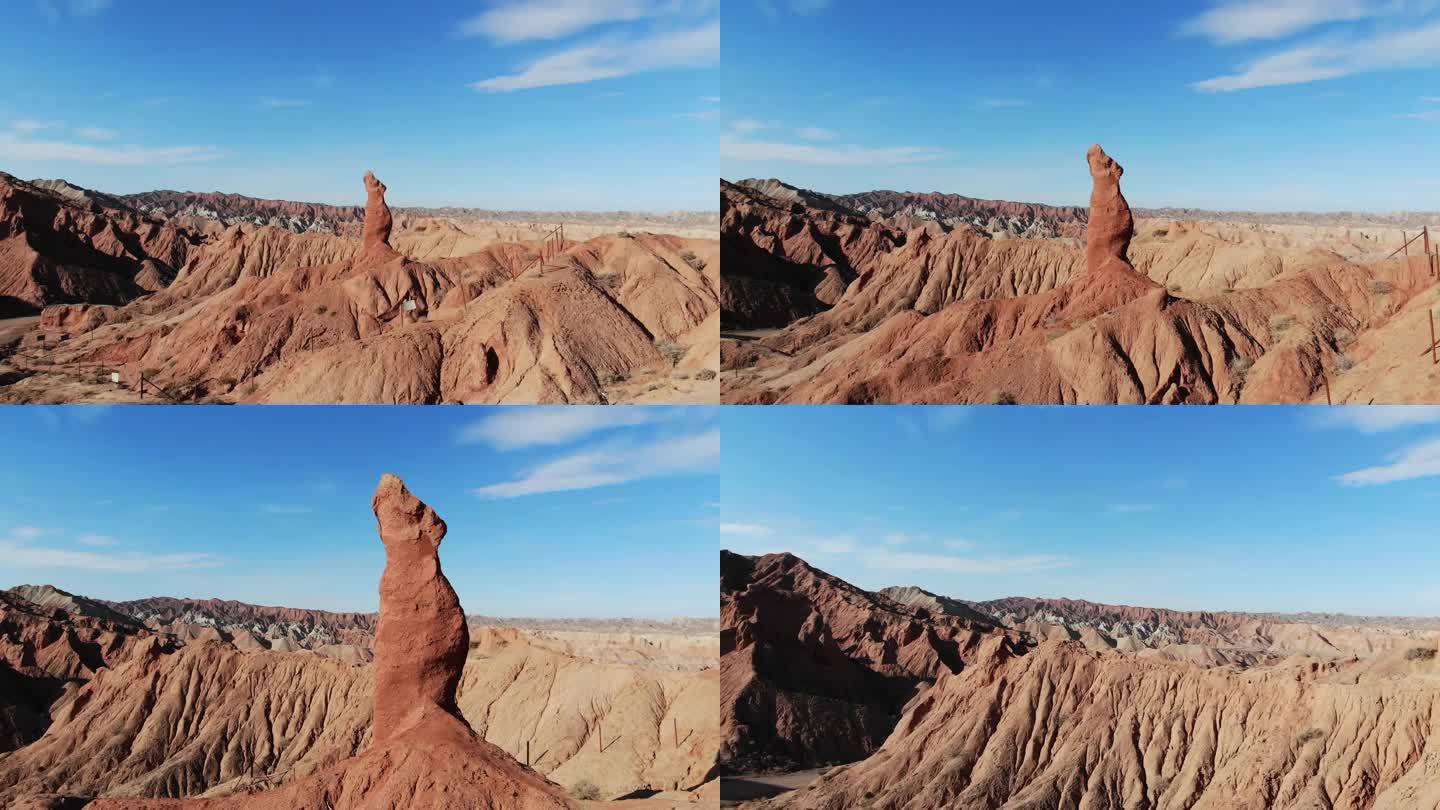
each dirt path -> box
[720,769,827,806]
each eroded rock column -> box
[370,473,469,744]
[1084,144,1137,275]
[361,171,397,259]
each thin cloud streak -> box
[472,22,719,92]
[721,136,948,166]
[474,429,719,498]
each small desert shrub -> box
[993,391,1018,405]
[679,250,707,271]
[598,272,623,291]
[602,371,627,386]
[1167,283,1183,294]
[1404,647,1437,661]
[569,780,602,801]
[315,304,329,315]
[1335,353,1356,374]
[1332,328,1356,349]
[1369,279,1394,296]
[240,381,258,396]
[1228,355,1254,382]
[696,368,717,381]
[646,383,663,392]
[216,376,238,389]
[1295,728,1325,745]
[1268,315,1295,337]
[656,341,687,367]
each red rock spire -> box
[1084,144,1137,276]
[361,170,397,259]
[370,473,469,745]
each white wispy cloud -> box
[1180,0,1384,44]
[898,407,969,438]
[796,126,837,141]
[1108,503,1157,514]
[676,109,720,121]
[1193,16,1440,92]
[729,119,771,135]
[0,134,224,166]
[10,119,63,135]
[39,0,112,21]
[1336,436,1440,485]
[700,95,720,102]
[977,97,1032,108]
[1311,405,1440,432]
[2,525,222,572]
[861,548,1069,574]
[721,136,948,166]
[720,522,775,536]
[260,97,311,109]
[457,0,698,42]
[474,429,719,498]
[472,21,719,92]
[458,407,662,449]
[76,126,117,141]
[882,532,912,546]
[757,0,832,17]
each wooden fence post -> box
[1431,309,1437,366]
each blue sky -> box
[722,406,1440,617]
[722,0,1440,212]
[0,406,718,617]
[0,1,718,210]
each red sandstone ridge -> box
[75,475,574,810]
[722,145,1438,404]
[5,171,718,404]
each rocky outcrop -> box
[720,551,1021,773]
[730,553,1440,809]
[9,173,718,405]
[73,474,573,810]
[720,180,901,329]
[0,589,160,754]
[1084,144,1135,276]
[771,639,1440,810]
[370,474,468,744]
[722,146,1439,405]
[0,172,199,316]
[360,172,397,261]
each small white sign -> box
[109,372,121,384]
[401,299,417,312]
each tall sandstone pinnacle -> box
[73,475,575,810]
[372,473,468,744]
[360,170,398,260]
[1084,143,1137,276]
